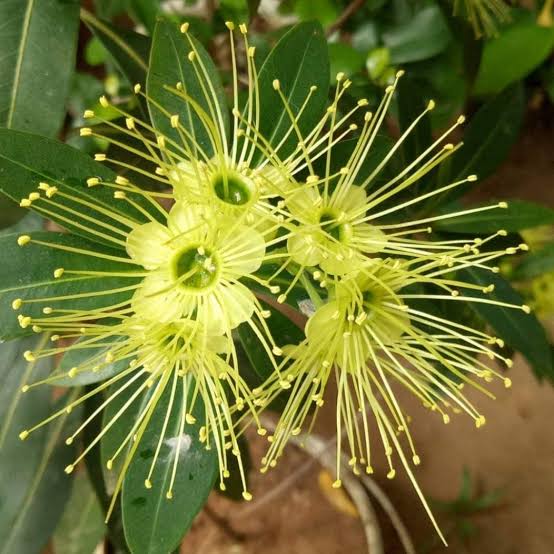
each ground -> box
[181,109,554,554]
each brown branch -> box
[326,0,366,36]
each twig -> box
[326,0,366,36]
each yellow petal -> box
[126,222,173,269]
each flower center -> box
[212,172,255,206]
[319,209,351,243]
[172,245,220,291]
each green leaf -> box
[0,128,156,245]
[53,471,106,554]
[512,244,554,280]
[81,9,150,89]
[147,19,229,156]
[458,267,553,381]
[247,0,261,20]
[0,0,79,137]
[0,200,42,233]
[0,232,139,341]
[329,43,365,80]
[121,376,218,554]
[0,335,79,554]
[435,200,554,234]
[217,434,251,502]
[396,76,432,168]
[256,21,330,160]
[294,0,339,26]
[130,0,159,32]
[435,83,525,205]
[55,335,130,387]
[473,15,554,96]
[382,5,452,64]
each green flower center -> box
[319,209,351,242]
[172,245,220,291]
[212,172,255,206]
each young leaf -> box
[0,335,79,554]
[147,19,229,156]
[256,21,330,160]
[121,376,218,554]
[458,267,553,381]
[512,244,554,280]
[0,232,139,341]
[434,200,554,234]
[0,129,157,245]
[0,0,79,137]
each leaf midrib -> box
[6,0,34,128]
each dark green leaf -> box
[217,435,251,502]
[130,0,159,32]
[435,83,525,205]
[0,0,79,137]
[0,232,139,341]
[0,201,42,233]
[55,335,130,387]
[329,43,365,80]
[396,76,432,168]
[81,9,150,90]
[247,0,262,20]
[122,376,218,554]
[256,21,330,160]
[473,15,554,96]
[294,0,339,26]
[512,244,554,280]
[435,200,554,234]
[53,471,106,554]
[458,267,553,381]
[382,6,452,64]
[0,335,79,554]
[0,128,156,244]
[147,19,229,156]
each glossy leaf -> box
[130,0,159,32]
[435,200,554,234]
[474,15,554,96]
[122,376,218,554]
[512,244,554,280]
[53,472,106,554]
[147,19,229,156]
[0,129,156,244]
[0,335,79,554]
[0,232,139,340]
[458,267,553,381]
[382,6,452,64]
[256,21,330,160]
[0,0,79,137]
[55,335,130,387]
[81,10,150,94]
[435,83,525,205]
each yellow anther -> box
[387,469,396,479]
[87,177,100,187]
[43,307,53,314]
[468,174,478,182]
[180,22,189,33]
[457,115,466,124]
[272,79,280,90]
[45,186,58,198]
[239,23,247,34]
[19,198,31,207]
[23,351,35,362]
[242,491,253,501]
[65,437,74,445]
[166,490,173,499]
[115,176,129,185]
[145,479,152,489]
[332,479,342,488]
[19,430,29,440]
[80,127,92,136]
[156,135,166,148]
[17,235,31,246]
[521,304,531,314]
[248,46,256,57]
[225,21,235,30]
[170,114,179,128]
[125,117,135,130]
[99,95,109,107]
[272,346,283,356]
[413,455,421,465]
[64,464,74,474]
[12,299,22,310]
[106,459,113,470]
[185,413,196,424]
[498,201,508,208]
[21,385,30,393]
[114,191,126,199]
[134,83,141,94]
[84,109,95,119]
[38,182,50,191]
[187,51,196,62]
[427,99,436,110]
[68,367,78,378]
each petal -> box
[306,302,338,342]
[336,184,367,215]
[209,282,255,331]
[126,222,173,269]
[286,185,320,221]
[132,273,183,323]
[287,229,322,267]
[167,202,209,242]
[221,226,265,276]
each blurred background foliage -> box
[0,0,553,553]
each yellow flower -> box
[127,202,267,334]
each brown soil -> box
[182,111,554,554]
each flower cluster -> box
[14,21,528,533]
